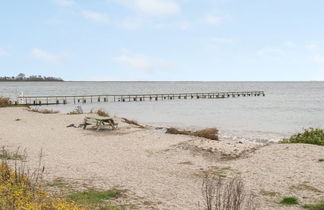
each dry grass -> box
[68,106,84,115]
[91,109,110,117]
[200,176,256,210]
[166,127,219,140]
[30,108,59,114]
[0,97,12,107]
[122,118,145,128]
[0,147,26,161]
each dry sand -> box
[0,107,323,209]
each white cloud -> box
[32,48,67,64]
[115,0,180,16]
[203,14,228,25]
[112,49,169,72]
[0,48,10,56]
[54,0,76,6]
[82,10,109,23]
[306,43,321,51]
[311,55,324,64]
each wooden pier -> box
[16,91,265,106]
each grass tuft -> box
[166,127,219,140]
[303,201,324,210]
[280,197,299,205]
[0,97,12,107]
[282,128,324,146]
[319,159,324,162]
[67,189,121,206]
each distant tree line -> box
[0,73,63,81]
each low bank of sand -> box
[0,107,323,209]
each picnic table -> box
[83,115,118,131]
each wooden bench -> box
[83,115,118,131]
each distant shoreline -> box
[0,80,64,82]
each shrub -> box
[0,97,12,107]
[201,176,255,210]
[282,128,324,146]
[280,197,298,205]
[166,127,219,140]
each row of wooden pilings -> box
[17,91,265,106]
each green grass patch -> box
[282,128,324,146]
[280,197,299,205]
[67,189,121,206]
[303,201,324,210]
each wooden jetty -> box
[16,91,265,106]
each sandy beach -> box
[0,107,323,209]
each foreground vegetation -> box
[0,147,124,210]
[0,150,82,209]
[283,128,324,146]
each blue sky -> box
[0,0,324,81]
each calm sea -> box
[1,81,324,142]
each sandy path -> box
[0,107,323,210]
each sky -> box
[0,0,324,81]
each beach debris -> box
[166,127,219,140]
[66,124,76,128]
[122,118,145,128]
[15,118,21,121]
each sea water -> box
[1,81,324,142]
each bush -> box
[201,176,255,210]
[0,97,12,107]
[283,128,324,146]
[166,128,219,140]
[280,197,298,205]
